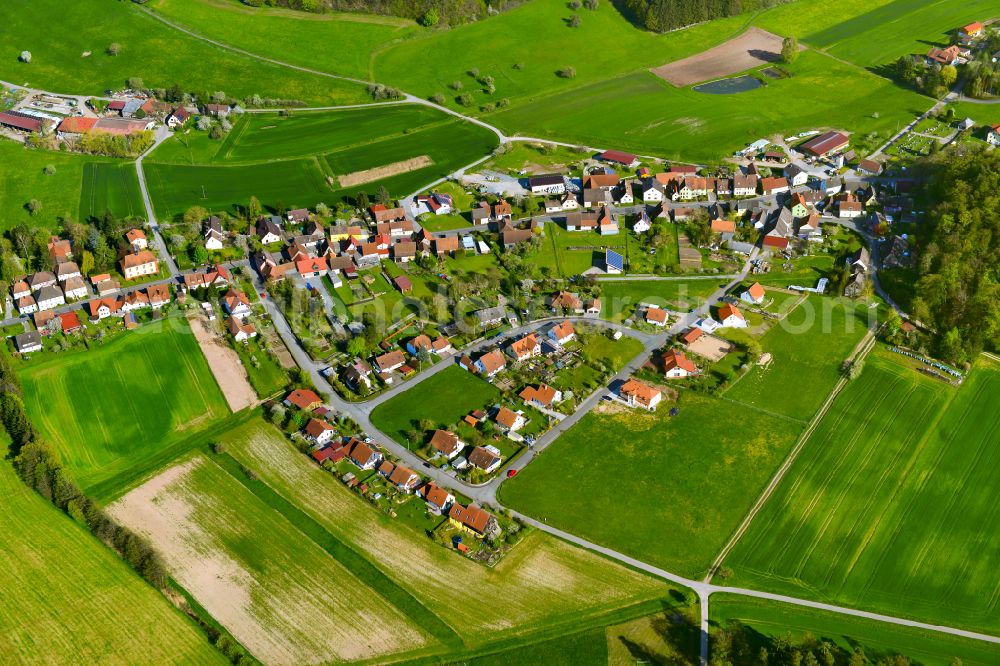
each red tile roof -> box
[286,388,322,410]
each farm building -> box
[800,131,849,158]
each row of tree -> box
[618,0,790,33]
[908,147,1000,363]
[239,0,529,26]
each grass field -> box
[725,295,874,420]
[0,461,223,665]
[501,392,803,578]
[0,141,145,232]
[724,352,1000,634]
[598,278,727,321]
[145,107,498,219]
[0,0,368,105]
[18,318,230,492]
[110,454,431,665]
[490,49,930,161]
[221,419,677,645]
[757,0,1000,69]
[710,594,1000,666]
[371,365,501,442]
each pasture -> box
[371,365,500,442]
[724,295,873,420]
[109,455,431,665]
[0,0,368,105]
[145,107,498,219]
[0,462,222,665]
[724,353,1000,634]
[500,392,804,578]
[711,594,1000,666]
[18,318,230,493]
[490,50,930,162]
[0,142,143,232]
[221,419,676,644]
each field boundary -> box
[705,330,876,582]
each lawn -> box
[18,318,230,492]
[0,0,369,105]
[489,50,930,162]
[145,107,498,219]
[0,141,143,232]
[598,278,727,321]
[371,365,501,441]
[724,352,1000,635]
[724,295,874,420]
[710,594,1000,666]
[0,462,223,665]
[501,391,804,578]
[221,419,678,645]
[109,454,432,665]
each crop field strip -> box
[110,454,436,665]
[0,462,224,665]
[220,419,675,645]
[18,319,230,491]
[724,353,1000,634]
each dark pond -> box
[692,75,763,94]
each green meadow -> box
[598,278,727,321]
[0,0,368,105]
[725,295,874,420]
[371,365,500,442]
[0,461,222,665]
[724,353,1000,635]
[501,392,804,578]
[18,318,230,493]
[711,594,1000,666]
[144,107,498,219]
[0,141,144,232]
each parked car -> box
[506,469,518,478]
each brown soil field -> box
[687,334,734,362]
[188,315,257,412]
[338,155,432,187]
[651,28,795,87]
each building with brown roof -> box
[448,503,500,537]
[645,307,669,326]
[475,349,507,378]
[663,349,697,378]
[619,378,662,411]
[800,131,849,157]
[717,303,747,328]
[467,445,503,473]
[429,430,464,459]
[304,418,336,446]
[374,350,407,374]
[741,282,766,305]
[494,407,525,433]
[519,383,561,409]
[419,483,455,512]
[120,251,158,280]
[549,290,583,313]
[285,388,322,411]
[507,333,541,361]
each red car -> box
[506,469,518,478]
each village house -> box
[959,21,984,44]
[430,429,465,460]
[29,271,58,292]
[203,103,232,117]
[285,388,323,411]
[36,285,66,311]
[838,195,863,219]
[227,315,257,341]
[499,222,534,248]
[475,349,507,378]
[681,327,703,346]
[598,149,639,168]
[183,264,231,291]
[55,261,81,283]
[121,251,159,280]
[416,192,453,216]
[519,383,562,409]
[14,331,43,354]
[468,445,503,473]
[474,305,507,329]
[760,176,790,196]
[585,298,601,316]
[393,241,417,263]
[125,228,148,252]
[797,213,822,241]
[371,204,407,225]
[385,463,420,493]
[47,237,73,262]
[548,320,575,345]
[374,350,407,374]
[619,378,662,411]
[432,235,460,256]
[304,418,336,447]
[296,256,328,279]
[663,349,698,378]
[204,217,225,250]
[221,288,252,319]
[711,219,736,235]
[471,201,492,225]
[617,180,636,205]
[927,45,962,65]
[733,173,758,197]
[449,503,501,538]
[528,173,566,195]
[717,303,747,328]
[376,219,414,237]
[856,159,883,176]
[419,483,455,513]
[549,290,584,314]
[741,282,766,305]
[86,297,123,321]
[347,440,383,470]
[147,284,171,309]
[256,216,284,245]
[343,358,373,392]
[784,164,808,187]
[789,192,811,218]
[565,210,598,232]
[645,306,669,327]
[507,333,541,361]
[62,276,88,301]
[494,407,526,434]
[166,106,190,128]
[633,209,651,233]
[987,124,1000,146]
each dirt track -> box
[188,315,256,412]
[651,28,795,87]
[338,155,432,187]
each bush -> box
[107,42,122,56]
[568,14,581,27]
[558,66,577,78]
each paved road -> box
[135,125,181,278]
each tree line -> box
[909,147,1000,364]
[238,0,530,26]
[616,0,790,33]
